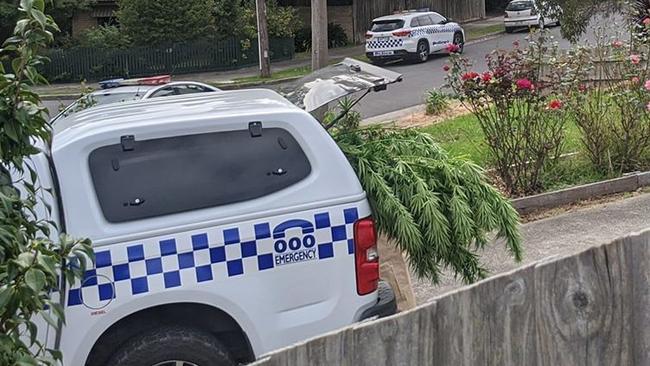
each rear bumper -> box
[504,17,540,27]
[359,281,397,320]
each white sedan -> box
[504,0,559,33]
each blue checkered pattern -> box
[67,207,360,307]
[410,25,461,37]
[366,38,404,49]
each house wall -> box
[71,10,98,37]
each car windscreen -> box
[506,1,534,11]
[371,19,405,32]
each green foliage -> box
[324,97,361,132]
[0,1,93,364]
[446,33,570,195]
[562,35,650,173]
[425,90,450,115]
[333,127,522,282]
[77,24,131,49]
[118,0,216,45]
[295,22,349,53]
[214,0,301,40]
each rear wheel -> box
[415,40,429,63]
[107,326,236,366]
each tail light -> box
[354,217,379,295]
[365,32,373,39]
[392,30,412,37]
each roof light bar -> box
[99,75,172,89]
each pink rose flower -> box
[632,77,640,84]
[645,79,650,91]
[630,54,641,65]
[446,43,461,53]
[644,17,650,26]
[612,40,624,48]
[516,78,534,90]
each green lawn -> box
[465,23,506,41]
[420,113,611,194]
[231,65,311,84]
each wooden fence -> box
[353,0,486,41]
[252,229,650,366]
[42,38,295,83]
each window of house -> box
[89,128,312,223]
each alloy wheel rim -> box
[419,44,428,60]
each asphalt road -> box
[43,19,619,119]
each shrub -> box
[445,34,569,195]
[295,23,349,53]
[425,90,450,115]
[78,25,132,49]
[1,2,92,364]
[215,0,301,40]
[563,33,650,173]
[118,0,216,45]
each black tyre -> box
[415,40,429,63]
[452,32,465,54]
[107,326,235,366]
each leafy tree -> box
[542,0,650,42]
[328,101,522,283]
[78,24,131,48]
[214,0,300,39]
[0,0,92,364]
[118,0,216,45]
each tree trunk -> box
[256,0,271,78]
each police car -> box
[24,59,398,366]
[504,0,560,33]
[52,75,221,122]
[365,9,465,65]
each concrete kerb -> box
[512,171,650,215]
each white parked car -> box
[504,0,560,33]
[23,60,399,366]
[52,76,221,123]
[365,9,465,65]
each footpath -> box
[412,192,650,304]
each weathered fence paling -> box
[252,230,650,366]
[42,38,295,83]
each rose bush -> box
[445,34,569,195]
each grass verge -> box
[231,65,311,84]
[419,112,612,195]
[465,23,506,41]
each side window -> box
[149,87,176,98]
[417,15,433,26]
[410,17,419,27]
[89,128,312,223]
[429,13,446,24]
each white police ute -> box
[24,60,399,366]
[365,9,465,65]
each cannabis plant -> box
[332,124,522,283]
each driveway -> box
[412,192,650,304]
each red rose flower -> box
[548,99,563,110]
[482,72,492,82]
[516,78,534,90]
[443,64,450,72]
[461,71,480,81]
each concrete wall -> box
[251,229,650,366]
